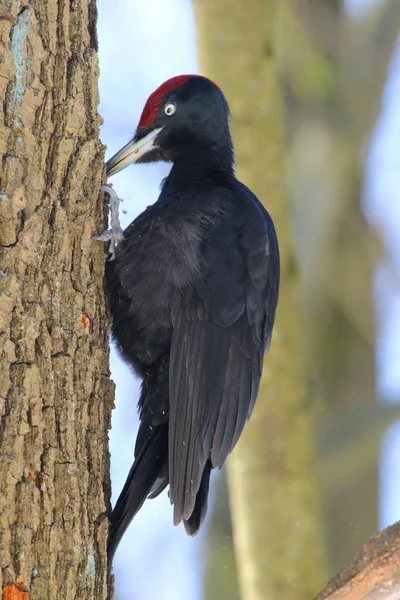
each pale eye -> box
[164,103,176,116]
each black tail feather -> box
[148,459,168,499]
[184,461,212,535]
[107,422,168,566]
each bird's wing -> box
[169,206,279,525]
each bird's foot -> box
[93,185,124,260]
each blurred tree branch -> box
[314,521,400,600]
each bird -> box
[99,74,280,566]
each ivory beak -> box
[106,127,163,176]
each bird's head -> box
[106,75,232,177]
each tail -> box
[183,461,212,535]
[107,422,168,567]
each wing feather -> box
[168,206,279,525]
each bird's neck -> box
[167,142,235,185]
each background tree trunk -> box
[0,2,112,599]
[279,0,400,576]
[193,1,327,599]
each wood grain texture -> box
[0,2,112,598]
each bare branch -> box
[315,521,400,600]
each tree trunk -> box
[0,2,112,599]
[193,1,327,599]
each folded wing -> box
[169,207,279,525]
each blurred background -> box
[97,1,400,598]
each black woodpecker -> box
[98,75,280,566]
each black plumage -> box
[103,75,280,565]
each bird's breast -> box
[105,211,205,369]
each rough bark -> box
[0,2,112,599]
[193,1,327,599]
[314,521,400,600]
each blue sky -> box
[97,0,400,597]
